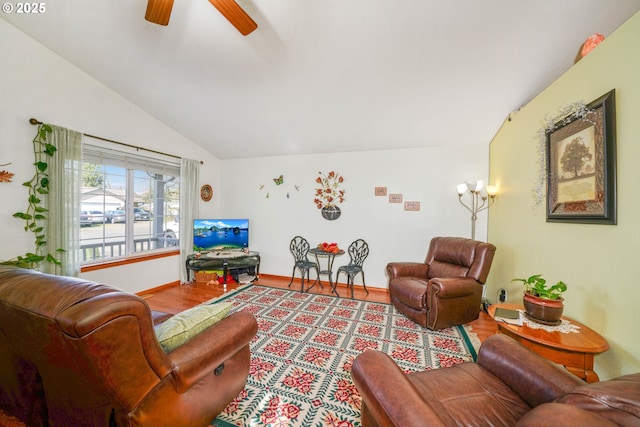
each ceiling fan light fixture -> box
[145,0,175,26]
[208,0,258,36]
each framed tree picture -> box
[546,90,616,224]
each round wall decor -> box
[200,184,213,202]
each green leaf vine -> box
[2,124,65,269]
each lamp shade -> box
[456,184,467,195]
[465,180,483,192]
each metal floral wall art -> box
[0,163,14,183]
[314,171,345,220]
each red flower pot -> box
[523,292,564,325]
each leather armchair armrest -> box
[352,350,448,427]
[167,311,258,393]
[428,277,479,298]
[478,334,585,408]
[386,262,429,281]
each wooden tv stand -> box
[186,251,260,284]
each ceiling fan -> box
[145,0,257,35]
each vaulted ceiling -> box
[3,1,640,159]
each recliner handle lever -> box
[214,364,225,376]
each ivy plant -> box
[511,274,568,300]
[1,124,64,269]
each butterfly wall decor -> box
[259,174,299,199]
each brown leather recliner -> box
[387,236,496,330]
[352,333,640,427]
[0,266,258,427]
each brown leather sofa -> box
[387,236,496,330]
[0,266,257,427]
[352,333,640,427]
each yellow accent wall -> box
[488,11,640,379]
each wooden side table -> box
[488,303,609,383]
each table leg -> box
[306,273,322,292]
[565,354,600,383]
[306,254,322,292]
[565,366,599,383]
[327,254,339,296]
[583,370,600,383]
[322,254,338,295]
[222,261,228,284]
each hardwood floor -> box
[141,274,498,343]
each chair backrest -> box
[290,236,311,262]
[347,239,369,267]
[425,236,496,284]
[0,266,171,426]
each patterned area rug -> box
[212,285,479,427]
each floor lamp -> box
[456,180,498,240]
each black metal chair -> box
[288,236,320,292]
[336,239,369,298]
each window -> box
[80,142,180,263]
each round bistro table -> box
[308,248,345,295]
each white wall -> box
[0,19,220,293]
[219,146,491,288]
[1,18,492,294]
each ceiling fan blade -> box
[145,0,175,26]
[208,0,258,36]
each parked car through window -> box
[80,211,92,227]
[88,211,105,224]
[104,210,126,224]
[134,208,150,221]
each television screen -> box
[193,219,249,251]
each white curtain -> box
[179,158,200,283]
[43,125,83,277]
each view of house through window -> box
[80,144,180,263]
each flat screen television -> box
[193,218,249,251]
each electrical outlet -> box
[498,288,507,303]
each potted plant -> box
[511,274,567,325]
